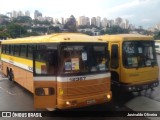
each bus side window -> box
[2,45,5,54]
[20,45,27,58]
[14,45,20,56]
[111,44,119,69]
[28,45,37,59]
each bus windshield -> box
[60,44,109,75]
[123,41,157,68]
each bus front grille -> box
[67,83,110,96]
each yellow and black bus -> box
[99,34,159,92]
[1,33,111,110]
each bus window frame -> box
[33,44,59,76]
[58,42,109,76]
[122,40,157,69]
[110,44,119,69]
[2,45,6,54]
[20,45,27,58]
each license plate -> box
[87,99,96,105]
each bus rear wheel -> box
[7,69,14,81]
[10,69,14,81]
[7,68,11,81]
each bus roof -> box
[98,34,153,41]
[1,33,105,44]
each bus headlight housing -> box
[66,100,77,106]
[107,94,111,99]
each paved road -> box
[0,77,149,120]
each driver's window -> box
[35,50,58,75]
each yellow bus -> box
[1,33,111,110]
[98,34,159,92]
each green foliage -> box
[13,16,32,23]
[82,31,93,36]
[64,15,77,32]
[7,23,27,38]
[25,32,39,37]
[154,31,160,40]
[49,26,61,33]
[0,31,10,39]
[102,26,130,35]
[33,19,51,25]
[32,27,48,34]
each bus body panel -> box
[99,34,159,92]
[34,80,56,109]
[56,74,111,109]
[1,33,111,110]
[1,54,33,92]
[121,67,159,84]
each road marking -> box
[0,87,17,95]
[0,78,8,80]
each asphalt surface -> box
[0,75,149,120]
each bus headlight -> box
[66,101,70,105]
[66,100,77,106]
[107,94,111,99]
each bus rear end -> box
[33,41,111,110]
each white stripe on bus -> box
[34,73,110,82]
[1,58,32,72]
[57,73,110,82]
[34,76,56,81]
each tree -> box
[101,26,129,35]
[64,15,77,32]
[13,16,32,23]
[49,26,61,33]
[0,31,10,39]
[25,31,39,36]
[154,31,160,40]
[32,19,51,26]
[32,27,48,34]
[7,23,27,38]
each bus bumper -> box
[57,92,112,109]
[121,80,159,92]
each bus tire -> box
[9,69,14,81]
[46,108,56,111]
[7,68,11,81]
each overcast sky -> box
[0,0,159,28]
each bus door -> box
[110,43,120,83]
[33,50,57,109]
